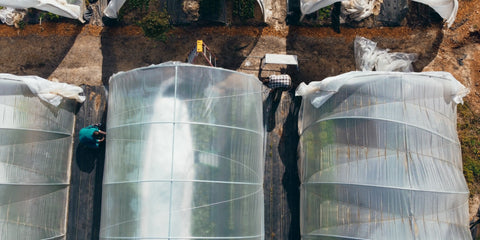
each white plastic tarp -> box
[413,0,458,27]
[257,0,264,14]
[0,74,85,106]
[103,0,126,19]
[0,0,84,22]
[354,36,418,72]
[300,0,458,27]
[296,71,468,107]
[296,71,470,239]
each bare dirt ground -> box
[0,22,445,84]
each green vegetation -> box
[117,0,172,41]
[233,0,255,21]
[458,102,480,194]
[17,20,26,29]
[317,6,332,21]
[39,12,61,22]
[138,9,171,40]
[123,0,151,12]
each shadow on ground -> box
[68,86,107,240]
[278,91,302,240]
[0,25,82,78]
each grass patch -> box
[137,9,171,41]
[117,0,172,40]
[317,6,332,21]
[458,102,480,194]
[39,12,61,22]
[233,0,255,21]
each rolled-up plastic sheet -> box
[0,76,75,239]
[0,0,84,22]
[297,72,471,239]
[101,62,264,239]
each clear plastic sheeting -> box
[0,0,84,22]
[103,0,126,19]
[0,77,75,239]
[101,62,265,239]
[354,36,417,72]
[296,72,471,239]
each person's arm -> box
[98,130,107,135]
[97,136,105,142]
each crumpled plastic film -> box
[101,62,265,239]
[0,74,85,106]
[0,7,26,26]
[0,78,76,239]
[297,71,471,239]
[103,0,126,19]
[354,36,418,72]
[301,0,384,22]
[0,0,84,22]
[341,0,383,21]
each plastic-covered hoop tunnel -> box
[0,76,75,239]
[101,62,265,239]
[297,72,471,239]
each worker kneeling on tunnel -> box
[79,124,106,149]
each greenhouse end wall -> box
[297,72,471,239]
[101,62,265,239]
[0,77,75,239]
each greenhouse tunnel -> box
[101,62,265,239]
[299,0,458,26]
[297,72,471,239]
[0,76,76,239]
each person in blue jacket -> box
[79,124,106,149]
